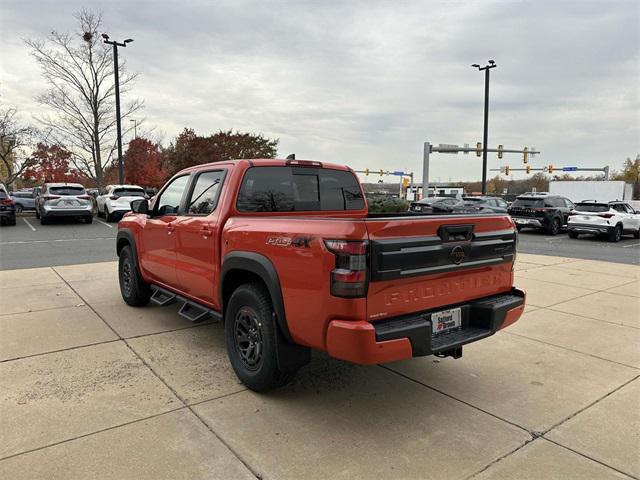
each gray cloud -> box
[1,0,638,182]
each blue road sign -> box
[392,170,404,176]
[562,167,578,171]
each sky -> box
[1,0,638,184]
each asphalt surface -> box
[0,215,118,270]
[0,214,638,270]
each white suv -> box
[568,201,640,242]
[96,185,147,222]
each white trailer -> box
[549,181,633,203]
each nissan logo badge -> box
[451,245,465,264]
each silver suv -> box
[36,183,93,224]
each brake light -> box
[78,195,91,200]
[43,195,61,201]
[598,213,615,219]
[324,239,368,298]
[568,210,576,216]
[285,159,323,167]
[1,198,13,205]
[109,195,119,200]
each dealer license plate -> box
[431,307,462,335]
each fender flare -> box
[220,251,292,342]
[116,229,141,270]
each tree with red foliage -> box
[123,137,168,188]
[22,143,86,184]
[166,128,278,175]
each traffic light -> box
[526,164,531,174]
[402,177,410,188]
[497,144,504,159]
[365,168,369,176]
[523,147,529,164]
[476,142,482,157]
[504,165,510,175]
[548,164,553,174]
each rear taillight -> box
[324,239,368,298]
[109,195,119,200]
[78,195,91,200]
[568,210,577,216]
[598,213,615,219]
[1,198,13,205]
[43,195,60,201]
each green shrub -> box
[367,196,410,213]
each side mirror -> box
[130,198,149,215]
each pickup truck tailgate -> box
[365,214,516,321]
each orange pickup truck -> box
[116,158,525,391]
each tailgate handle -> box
[438,224,474,242]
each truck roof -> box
[179,158,353,174]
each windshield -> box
[575,203,609,212]
[512,198,544,208]
[49,186,85,196]
[113,188,145,197]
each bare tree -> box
[26,10,143,188]
[0,106,37,187]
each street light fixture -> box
[471,60,497,194]
[103,33,133,185]
[130,119,138,138]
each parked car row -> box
[0,182,148,226]
[408,192,640,243]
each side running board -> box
[150,285,222,324]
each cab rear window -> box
[237,166,365,212]
[575,203,609,212]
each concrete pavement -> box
[0,254,638,479]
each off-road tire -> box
[608,224,622,243]
[118,245,151,306]
[546,217,561,236]
[225,283,297,392]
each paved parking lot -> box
[1,214,638,271]
[0,254,638,479]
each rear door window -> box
[186,170,225,215]
[237,166,364,212]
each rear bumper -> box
[512,217,543,228]
[42,205,93,217]
[568,223,612,234]
[325,288,526,365]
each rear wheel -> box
[608,224,622,243]
[84,215,93,224]
[105,207,114,222]
[14,204,23,214]
[568,230,579,239]
[546,218,560,236]
[118,245,151,306]
[225,283,297,392]
[35,208,40,219]
[634,228,640,239]
[40,215,49,225]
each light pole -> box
[130,119,138,138]
[102,33,133,185]
[471,60,497,194]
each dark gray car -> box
[10,190,38,212]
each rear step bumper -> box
[325,288,525,365]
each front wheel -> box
[118,245,151,306]
[225,283,297,392]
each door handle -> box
[200,227,212,237]
[167,223,175,235]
